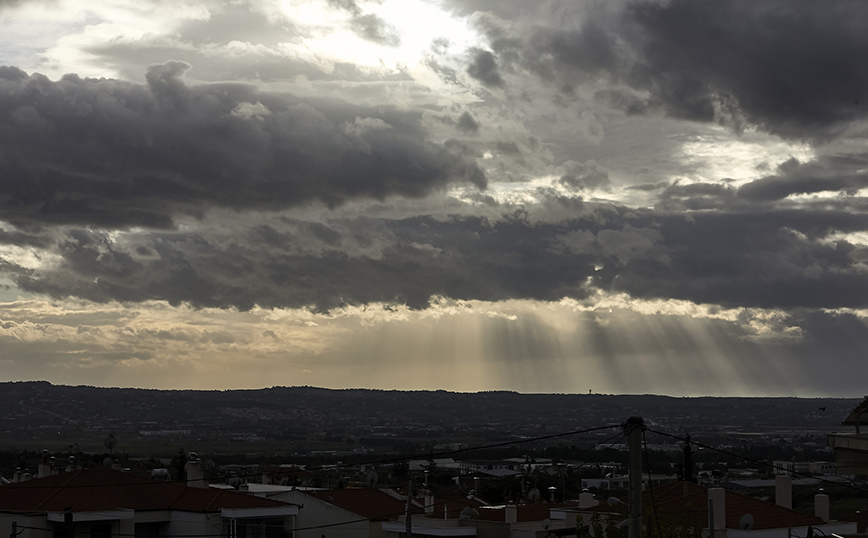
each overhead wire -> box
[10,421,864,536]
[267,424,632,533]
[644,426,868,497]
[642,427,663,538]
[2,423,629,536]
[2,424,623,490]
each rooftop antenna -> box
[104,433,117,456]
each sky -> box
[1,0,867,396]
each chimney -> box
[775,475,792,509]
[38,450,51,478]
[185,458,205,488]
[814,492,830,522]
[505,504,517,524]
[708,488,725,531]
[578,491,598,509]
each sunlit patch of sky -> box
[825,230,868,248]
[677,129,815,186]
[281,0,480,73]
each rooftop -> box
[0,468,294,514]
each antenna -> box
[104,433,117,455]
[739,514,754,531]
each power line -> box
[2,424,623,490]
[644,426,868,497]
[7,425,630,537]
[246,426,632,533]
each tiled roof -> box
[842,397,868,426]
[427,496,487,519]
[842,510,868,533]
[0,468,292,514]
[644,481,825,530]
[305,489,422,521]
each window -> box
[91,523,112,538]
[225,518,288,538]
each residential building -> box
[630,480,856,538]
[263,488,423,538]
[828,396,868,477]
[0,468,299,538]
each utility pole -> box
[64,507,74,538]
[405,477,412,538]
[627,417,644,538]
[683,434,695,483]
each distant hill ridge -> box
[0,381,856,429]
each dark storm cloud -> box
[466,48,504,88]
[738,156,868,202]
[657,182,736,211]
[473,0,868,140]
[15,213,598,310]
[0,64,485,228]
[17,198,868,312]
[558,160,610,191]
[602,209,868,310]
[622,0,868,138]
[456,111,480,134]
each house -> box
[631,480,856,538]
[263,488,424,538]
[828,396,868,478]
[383,502,580,538]
[0,468,299,538]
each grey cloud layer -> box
[0,63,484,228]
[473,0,868,140]
[3,0,868,320]
[13,200,868,312]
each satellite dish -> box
[365,471,379,487]
[543,518,552,530]
[528,488,541,502]
[460,507,479,520]
[739,514,754,531]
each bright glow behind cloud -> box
[282,0,479,72]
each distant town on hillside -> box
[0,381,857,462]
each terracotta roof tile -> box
[0,468,291,514]
[842,510,868,533]
[476,504,554,523]
[305,489,421,521]
[644,481,825,531]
